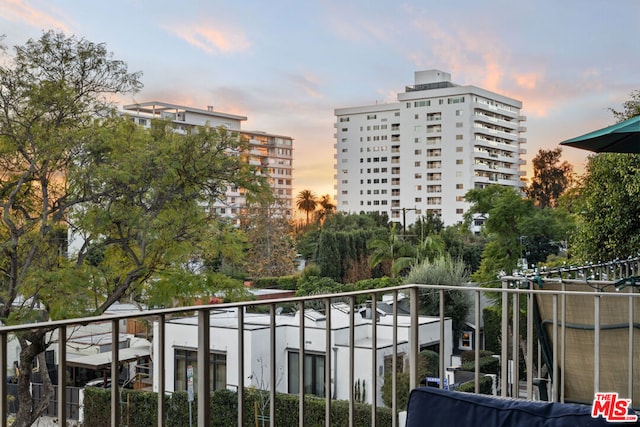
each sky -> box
[1,0,639,198]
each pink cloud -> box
[164,22,251,54]
[1,0,70,32]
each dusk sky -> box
[2,0,639,198]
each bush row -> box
[83,388,393,427]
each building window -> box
[456,135,464,140]
[456,184,463,189]
[456,109,463,116]
[456,208,464,214]
[456,146,463,152]
[288,351,325,397]
[460,331,473,350]
[456,159,463,165]
[175,349,226,393]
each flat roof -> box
[122,101,247,121]
[67,346,151,370]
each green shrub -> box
[455,375,494,395]
[253,275,298,290]
[83,388,393,426]
[460,350,495,364]
[459,356,500,375]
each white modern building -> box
[334,70,526,227]
[122,102,294,219]
[153,301,452,408]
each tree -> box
[0,32,267,426]
[571,153,640,261]
[405,256,471,340]
[525,148,573,208]
[314,194,335,224]
[609,89,640,122]
[570,93,640,262]
[367,223,416,278]
[295,189,317,226]
[0,32,141,426]
[240,200,297,278]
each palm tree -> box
[314,194,336,224]
[367,224,416,277]
[296,190,318,226]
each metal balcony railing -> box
[1,265,639,426]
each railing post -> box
[237,307,244,427]
[111,319,120,427]
[270,304,277,427]
[349,296,355,427]
[410,287,419,391]
[157,314,166,427]
[594,295,600,396]
[1,332,7,427]
[474,291,481,394]
[324,298,332,427]
[439,289,445,389]
[501,280,508,397]
[526,286,533,399]
[299,300,306,427]
[198,309,211,427]
[552,294,558,402]
[629,292,635,402]
[371,295,377,426]
[560,281,566,403]
[512,291,519,397]
[392,291,398,427]
[58,326,67,426]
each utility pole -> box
[392,207,417,234]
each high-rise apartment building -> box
[334,70,526,227]
[123,102,294,219]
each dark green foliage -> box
[455,375,494,395]
[253,275,298,290]
[83,388,392,427]
[460,350,495,364]
[83,387,110,427]
[482,306,501,354]
[380,371,411,412]
[459,356,500,375]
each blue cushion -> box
[405,387,638,426]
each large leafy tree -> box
[240,199,297,278]
[525,148,573,208]
[0,32,266,426]
[465,185,570,285]
[570,92,640,262]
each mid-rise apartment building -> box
[122,102,294,219]
[334,70,526,227]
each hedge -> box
[455,375,494,395]
[459,356,500,375]
[252,275,298,290]
[83,388,393,427]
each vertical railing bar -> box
[238,306,245,426]
[392,291,398,427]
[512,292,519,398]
[410,286,419,390]
[439,288,445,389]
[526,286,533,399]
[501,281,508,397]
[157,314,166,427]
[349,296,355,427]
[0,332,6,427]
[371,295,377,427]
[299,300,305,427]
[628,292,634,401]
[198,309,211,427]
[560,281,566,403]
[474,291,480,394]
[111,319,120,427]
[594,295,600,395]
[270,303,277,427]
[58,326,67,426]
[325,298,332,427]
[552,294,558,402]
